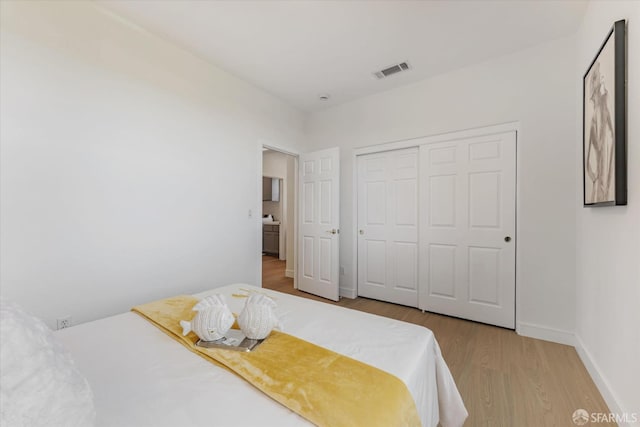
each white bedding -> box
[55,284,467,427]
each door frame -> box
[352,121,521,327]
[257,141,300,289]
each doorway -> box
[259,145,341,302]
[261,148,297,292]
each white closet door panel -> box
[428,244,457,298]
[357,148,419,307]
[419,132,516,328]
[395,242,418,291]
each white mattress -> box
[55,284,467,427]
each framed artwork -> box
[583,19,627,206]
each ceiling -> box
[98,0,588,112]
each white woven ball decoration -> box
[237,294,279,340]
[180,294,234,341]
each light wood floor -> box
[262,255,613,427]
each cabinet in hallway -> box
[263,224,280,256]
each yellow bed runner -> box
[132,295,421,427]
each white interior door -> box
[419,131,516,328]
[357,148,419,307]
[298,147,340,301]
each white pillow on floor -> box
[0,300,95,427]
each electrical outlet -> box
[57,316,72,330]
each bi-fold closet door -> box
[357,131,516,329]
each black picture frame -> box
[583,19,627,207]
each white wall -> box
[306,35,578,336]
[0,1,305,328]
[575,1,640,423]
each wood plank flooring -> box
[262,255,613,427]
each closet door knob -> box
[504,236,511,242]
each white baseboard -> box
[339,287,356,299]
[574,335,636,426]
[519,325,637,426]
[516,321,575,346]
[284,269,294,278]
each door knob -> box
[327,229,337,235]
[504,236,511,242]
[359,229,364,235]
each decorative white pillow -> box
[0,300,95,427]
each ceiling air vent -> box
[373,61,411,79]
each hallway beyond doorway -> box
[261,255,292,292]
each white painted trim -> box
[340,286,357,299]
[292,156,298,290]
[262,143,300,157]
[279,176,286,262]
[350,153,358,298]
[514,129,522,334]
[285,269,294,279]
[256,143,264,287]
[353,121,521,156]
[574,334,630,424]
[516,321,575,346]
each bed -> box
[45,284,467,427]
